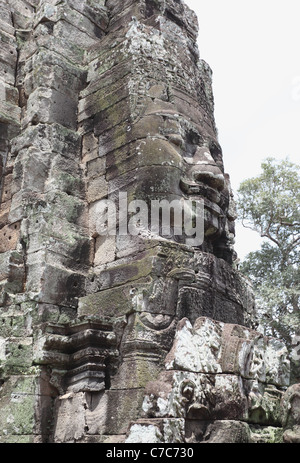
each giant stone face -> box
[0,0,292,445]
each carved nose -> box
[190,147,225,191]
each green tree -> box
[237,157,300,380]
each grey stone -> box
[0,0,296,445]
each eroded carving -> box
[0,0,295,444]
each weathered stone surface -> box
[104,389,146,436]
[202,421,251,444]
[165,317,290,387]
[125,418,185,444]
[0,0,296,444]
[0,372,55,440]
[135,318,288,428]
[52,392,88,443]
[249,425,284,444]
[281,383,300,443]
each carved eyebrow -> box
[183,130,205,157]
[209,141,223,159]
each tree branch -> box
[260,231,280,247]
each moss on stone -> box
[249,425,284,443]
[0,377,38,436]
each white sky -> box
[184,0,300,259]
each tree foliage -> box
[238,157,300,257]
[237,158,300,374]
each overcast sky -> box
[184,0,300,259]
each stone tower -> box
[0,0,298,443]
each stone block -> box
[164,317,290,386]
[78,282,144,318]
[202,420,251,443]
[0,377,40,437]
[86,157,106,180]
[0,222,20,253]
[82,60,131,99]
[25,214,91,267]
[34,1,105,38]
[43,190,87,226]
[107,165,183,202]
[0,80,19,106]
[106,138,183,181]
[0,336,6,361]
[49,4,106,40]
[68,0,108,30]
[265,338,290,387]
[23,52,86,99]
[125,418,185,443]
[53,20,98,49]
[249,425,283,443]
[11,123,81,159]
[0,305,33,338]
[96,113,166,157]
[1,172,13,202]
[82,132,99,164]
[45,165,85,200]
[0,101,21,126]
[52,392,87,443]
[107,4,146,33]
[78,81,129,122]
[13,147,50,195]
[142,369,249,422]
[283,426,300,444]
[104,389,145,435]
[86,175,108,204]
[3,337,33,375]
[0,251,25,300]
[10,0,35,20]
[246,382,283,426]
[94,235,116,267]
[93,97,134,137]
[23,87,78,129]
[0,251,22,281]
[281,383,300,431]
[110,356,162,390]
[0,5,14,26]
[0,34,17,86]
[25,256,85,306]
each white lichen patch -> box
[124,19,166,61]
[165,318,222,374]
[265,339,290,387]
[125,423,163,443]
[0,337,6,361]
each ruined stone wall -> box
[0,0,298,443]
[0,0,108,442]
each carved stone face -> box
[110,112,234,261]
[179,126,230,240]
[180,130,225,194]
[147,117,232,250]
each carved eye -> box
[209,141,222,163]
[184,130,203,158]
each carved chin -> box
[204,206,225,239]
